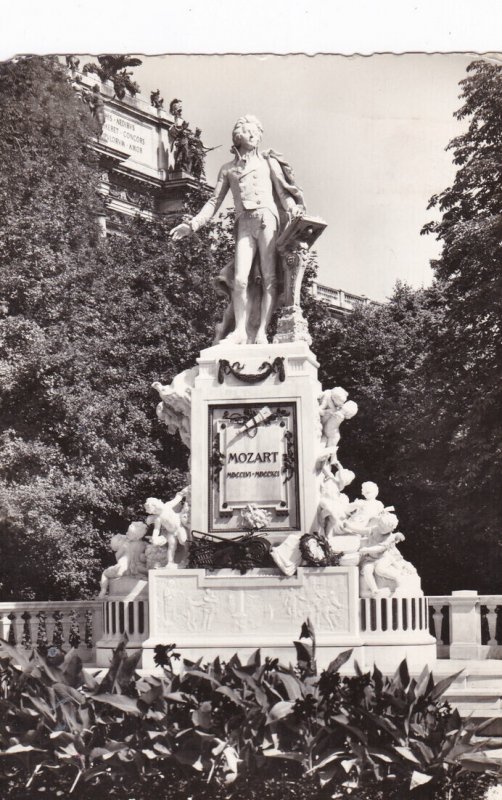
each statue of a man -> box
[170,115,305,345]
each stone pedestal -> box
[190,341,322,541]
[143,566,362,668]
[142,566,436,671]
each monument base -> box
[141,566,436,672]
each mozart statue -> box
[170,115,305,345]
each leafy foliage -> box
[307,283,450,591]
[0,57,232,600]
[0,625,499,799]
[420,59,502,590]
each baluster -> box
[430,604,444,644]
[486,604,498,646]
[51,610,64,647]
[37,611,49,652]
[68,608,81,649]
[375,598,382,631]
[7,613,16,644]
[21,611,32,649]
[85,608,93,648]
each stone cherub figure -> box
[358,510,417,597]
[98,521,148,597]
[318,387,358,465]
[170,114,305,345]
[144,488,190,569]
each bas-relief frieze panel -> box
[153,571,350,638]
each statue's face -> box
[234,122,261,151]
[362,482,378,500]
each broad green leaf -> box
[267,700,295,722]
[327,649,353,674]
[91,693,142,716]
[410,771,433,790]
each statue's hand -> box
[288,204,304,221]
[170,222,192,240]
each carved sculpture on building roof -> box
[65,55,80,72]
[170,115,306,345]
[173,121,192,173]
[87,84,105,136]
[150,89,164,109]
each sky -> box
[136,53,475,302]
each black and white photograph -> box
[2,4,502,798]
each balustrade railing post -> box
[449,590,482,659]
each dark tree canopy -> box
[420,59,502,591]
[0,57,231,600]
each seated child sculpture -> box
[359,509,417,597]
[342,481,386,535]
[98,521,148,597]
[144,488,190,569]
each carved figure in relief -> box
[152,366,198,450]
[170,115,305,345]
[358,510,417,597]
[144,488,190,569]
[98,521,148,597]
[342,481,385,535]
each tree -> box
[421,59,502,591]
[308,284,449,592]
[0,57,231,599]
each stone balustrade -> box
[428,591,502,660]
[2,589,501,666]
[0,600,104,663]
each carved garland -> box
[217,357,285,385]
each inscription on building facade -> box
[101,108,156,168]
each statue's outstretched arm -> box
[170,165,230,240]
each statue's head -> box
[341,400,358,420]
[329,387,348,406]
[338,467,355,489]
[361,481,379,500]
[370,510,399,536]
[169,98,182,116]
[144,497,163,515]
[127,521,148,540]
[110,533,124,551]
[232,115,263,149]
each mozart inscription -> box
[209,402,300,534]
